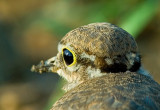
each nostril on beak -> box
[45,60,54,65]
[45,56,57,65]
[50,61,55,63]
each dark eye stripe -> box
[63,49,74,65]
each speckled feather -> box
[60,23,138,57]
[51,72,160,110]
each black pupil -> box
[63,49,74,65]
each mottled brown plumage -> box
[61,23,138,57]
[52,72,160,110]
[31,22,160,110]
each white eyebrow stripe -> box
[80,52,96,61]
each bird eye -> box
[62,47,76,67]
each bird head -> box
[31,23,141,91]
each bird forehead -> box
[58,43,74,53]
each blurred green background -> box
[0,0,160,110]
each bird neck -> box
[137,66,152,78]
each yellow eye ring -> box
[62,47,77,67]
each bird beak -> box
[31,56,59,74]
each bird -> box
[31,22,160,110]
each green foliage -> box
[120,0,159,37]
